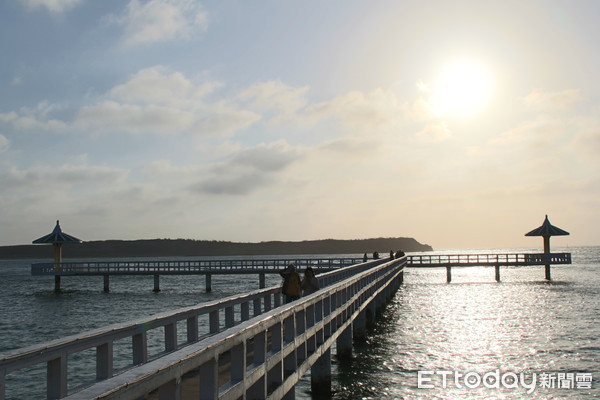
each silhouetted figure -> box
[280,264,301,303]
[363,253,368,262]
[373,252,380,260]
[395,250,405,258]
[390,250,394,259]
[301,267,320,296]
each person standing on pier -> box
[301,267,320,296]
[280,264,301,303]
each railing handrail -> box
[1,258,389,399]
[31,257,363,275]
[407,252,571,266]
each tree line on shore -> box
[0,237,433,260]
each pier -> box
[31,253,572,292]
[407,252,572,282]
[31,258,362,292]
[3,251,573,399]
[1,257,403,400]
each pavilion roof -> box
[32,220,82,244]
[525,215,570,237]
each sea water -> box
[0,247,598,399]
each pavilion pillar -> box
[53,243,62,293]
[544,236,551,280]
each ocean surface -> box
[0,247,598,399]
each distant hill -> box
[0,237,432,260]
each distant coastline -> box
[0,237,432,260]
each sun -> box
[429,58,494,118]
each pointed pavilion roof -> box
[525,215,570,237]
[32,220,82,244]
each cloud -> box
[492,117,566,144]
[237,80,309,117]
[75,101,196,134]
[525,89,582,109]
[115,0,209,47]
[0,134,9,153]
[108,66,219,106]
[0,163,128,190]
[416,122,452,143]
[0,102,67,131]
[19,0,82,13]
[193,141,302,195]
[304,88,404,130]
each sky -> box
[1,0,599,250]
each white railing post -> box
[209,310,219,334]
[47,353,67,399]
[225,306,235,328]
[187,316,198,343]
[241,301,250,321]
[267,323,283,394]
[253,298,262,317]
[246,330,267,398]
[199,358,218,400]
[132,332,147,365]
[230,341,246,384]
[165,322,177,352]
[96,342,113,380]
[283,315,297,377]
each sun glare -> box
[430,59,494,118]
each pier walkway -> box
[3,258,404,400]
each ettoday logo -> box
[417,370,593,394]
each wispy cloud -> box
[113,0,209,47]
[0,134,9,153]
[19,0,82,13]
[525,89,582,109]
[192,141,303,195]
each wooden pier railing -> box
[31,258,363,292]
[407,252,571,282]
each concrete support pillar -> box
[446,266,452,283]
[153,275,160,292]
[103,274,110,292]
[54,275,61,293]
[259,272,266,289]
[398,270,404,284]
[336,325,353,360]
[366,300,376,328]
[205,273,212,292]
[495,265,501,282]
[311,348,332,399]
[545,265,552,281]
[353,309,367,341]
